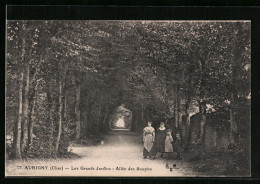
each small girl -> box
[165,129,174,168]
[175,132,182,160]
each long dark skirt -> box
[143,148,154,157]
[148,129,166,157]
[155,129,166,153]
[149,144,158,156]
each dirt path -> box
[6,130,198,177]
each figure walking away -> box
[151,122,166,159]
[143,121,155,159]
[165,129,174,168]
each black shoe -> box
[173,164,176,167]
[143,156,147,159]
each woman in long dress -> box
[151,122,166,159]
[143,121,155,159]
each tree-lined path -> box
[6,20,250,176]
[6,129,198,176]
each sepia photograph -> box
[5,20,251,177]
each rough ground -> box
[6,130,200,177]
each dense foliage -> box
[6,21,250,159]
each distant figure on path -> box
[151,122,166,159]
[143,121,155,159]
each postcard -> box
[5,17,251,177]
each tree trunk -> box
[75,85,81,140]
[198,100,206,153]
[177,87,181,128]
[12,38,26,159]
[197,57,207,153]
[49,98,55,155]
[64,91,68,119]
[146,108,149,122]
[27,95,36,150]
[55,64,64,156]
[108,114,113,131]
[101,104,109,132]
[184,75,192,152]
[81,99,88,139]
[136,108,141,131]
[13,70,24,159]
[131,109,137,131]
[174,84,178,128]
[229,45,238,145]
[184,98,191,152]
[229,91,237,144]
[107,106,116,131]
[141,103,144,125]
[86,99,94,134]
[26,57,41,150]
[96,100,102,133]
[21,63,30,153]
